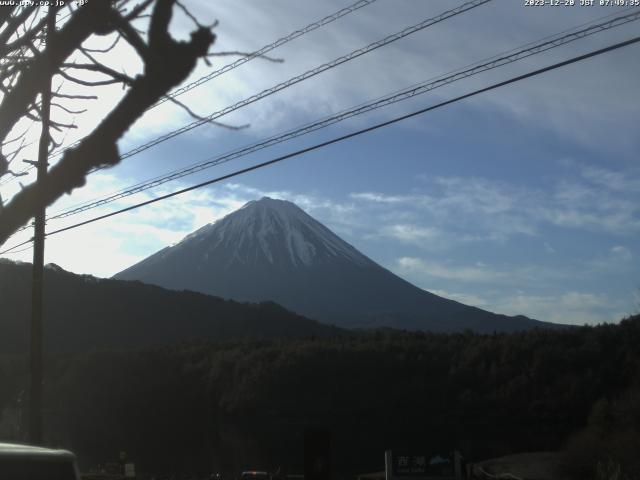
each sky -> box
[1,0,639,325]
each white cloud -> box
[429,283,629,325]
[349,192,417,204]
[585,245,635,274]
[393,257,629,324]
[581,166,640,193]
[393,254,584,292]
[351,168,640,238]
[396,257,507,283]
[611,245,632,260]
[397,257,424,270]
[490,291,621,325]
[381,224,441,244]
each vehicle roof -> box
[0,443,76,460]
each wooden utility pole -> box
[29,6,56,445]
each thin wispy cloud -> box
[396,257,508,283]
[581,166,640,193]
[490,291,623,326]
[107,0,640,153]
[381,224,442,244]
[351,166,640,238]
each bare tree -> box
[0,0,216,246]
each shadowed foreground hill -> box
[0,315,637,475]
[0,260,342,353]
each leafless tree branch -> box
[165,95,249,130]
[51,103,87,115]
[57,69,125,87]
[124,0,156,21]
[0,1,119,144]
[175,0,203,28]
[112,12,149,61]
[0,0,216,245]
[62,61,136,86]
[0,14,48,57]
[5,169,29,178]
[0,5,38,48]
[80,34,121,54]
[52,92,98,100]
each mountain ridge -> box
[0,259,343,353]
[115,197,558,333]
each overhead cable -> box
[1,0,380,184]
[113,0,493,161]
[37,35,640,240]
[153,0,380,107]
[46,9,640,222]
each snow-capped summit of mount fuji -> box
[115,197,556,332]
[174,197,371,269]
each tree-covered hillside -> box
[1,315,638,477]
[0,260,343,353]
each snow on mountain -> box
[173,197,371,268]
[114,197,554,332]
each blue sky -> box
[1,0,639,325]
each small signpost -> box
[385,450,463,480]
[118,451,136,478]
[124,462,136,478]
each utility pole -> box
[29,5,56,445]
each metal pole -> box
[29,6,56,445]
[385,450,393,480]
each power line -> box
[38,35,640,240]
[56,0,380,158]
[110,0,493,162]
[4,0,494,247]
[1,0,380,184]
[153,0,380,107]
[1,242,33,255]
[45,9,640,222]
[0,237,33,256]
[10,0,491,185]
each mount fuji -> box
[114,197,553,332]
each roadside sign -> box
[385,450,462,480]
[124,462,136,478]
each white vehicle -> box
[0,442,80,480]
